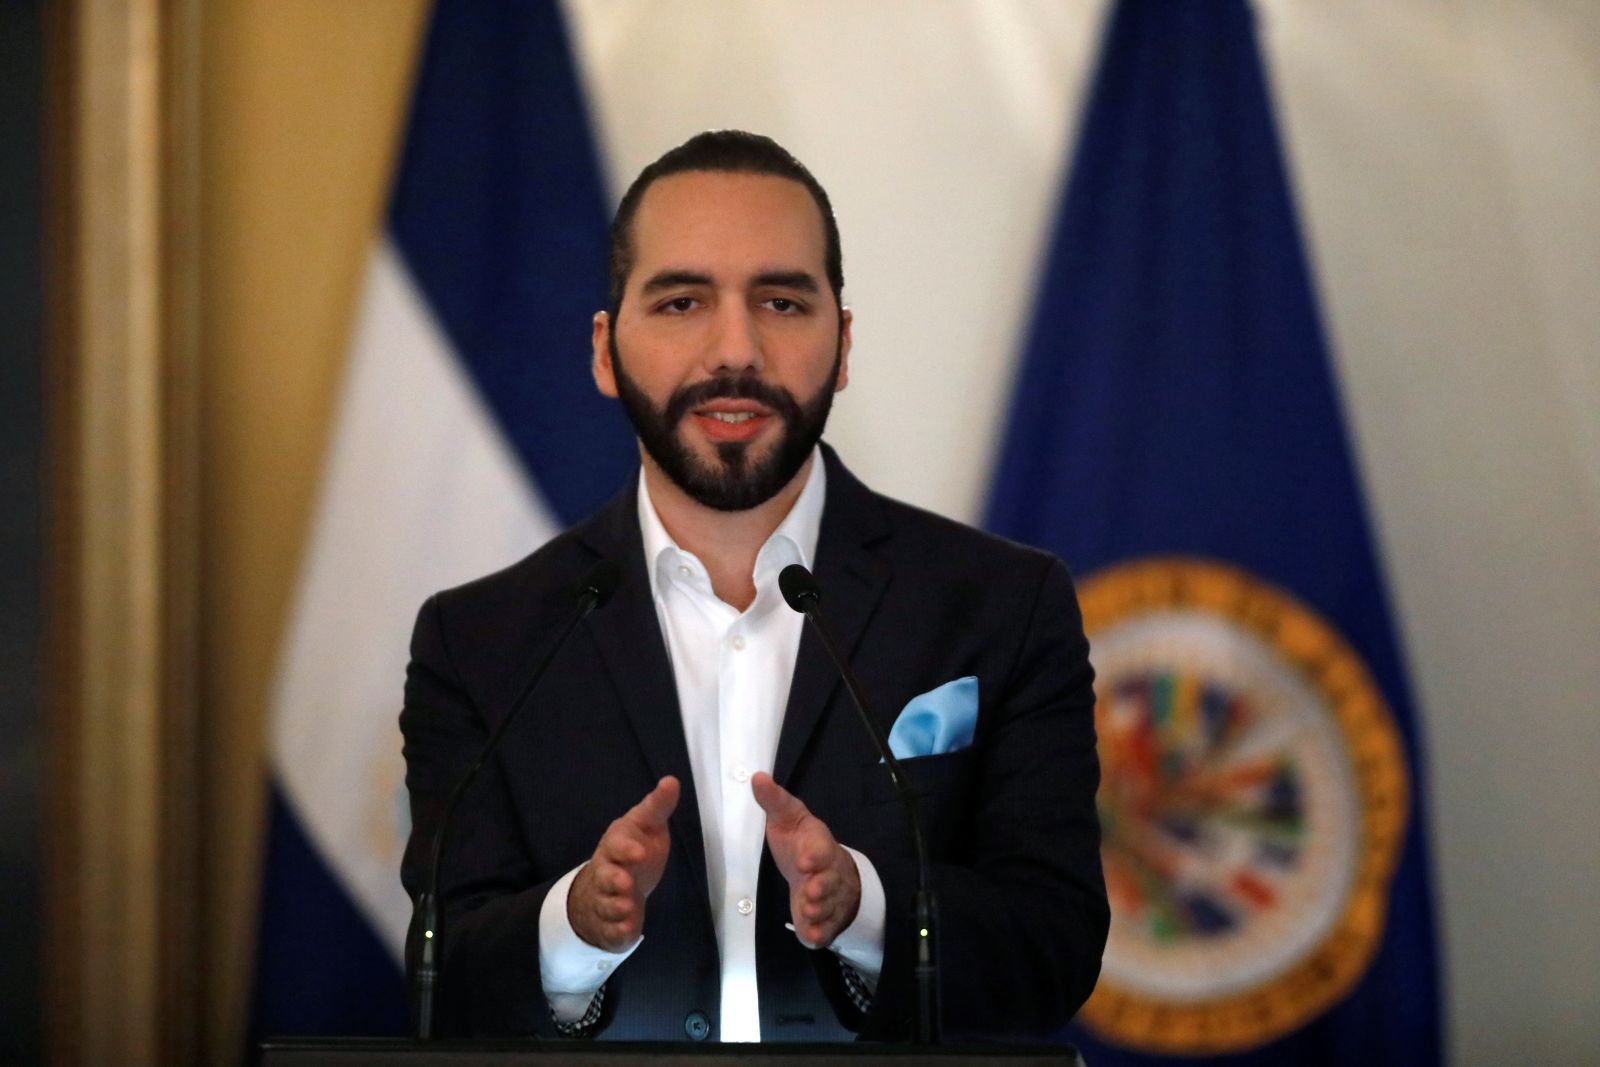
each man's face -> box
[593,170,851,511]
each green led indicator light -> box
[919,928,929,938]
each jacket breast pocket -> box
[859,747,975,807]
[858,748,977,862]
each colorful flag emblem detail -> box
[1078,558,1408,1054]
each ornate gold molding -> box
[44,1,202,1064]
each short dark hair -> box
[606,130,844,318]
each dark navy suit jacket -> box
[399,444,1108,1041]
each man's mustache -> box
[664,375,802,429]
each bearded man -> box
[399,130,1108,1043]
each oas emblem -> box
[1076,558,1408,1054]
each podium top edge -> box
[258,1036,1082,1059]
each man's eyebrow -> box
[752,270,819,293]
[639,270,713,294]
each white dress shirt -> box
[536,449,887,1040]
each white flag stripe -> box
[270,238,562,957]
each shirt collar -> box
[638,445,827,605]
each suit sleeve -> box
[399,593,613,1037]
[846,556,1110,1040]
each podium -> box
[258,1040,1085,1066]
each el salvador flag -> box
[252,0,634,1037]
[987,2,1442,1064]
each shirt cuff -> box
[538,863,642,1023]
[822,845,885,992]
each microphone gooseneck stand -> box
[778,563,941,1045]
[411,559,621,1040]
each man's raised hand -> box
[568,775,679,952]
[751,771,861,949]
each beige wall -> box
[197,2,427,1060]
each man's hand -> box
[752,771,861,949]
[568,775,679,952]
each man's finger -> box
[605,921,639,946]
[806,905,837,928]
[600,830,648,867]
[804,872,836,904]
[751,771,808,827]
[631,775,680,828]
[796,838,831,875]
[596,896,632,923]
[599,866,634,898]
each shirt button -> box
[731,765,750,783]
[731,633,746,651]
[677,564,692,578]
[736,896,754,916]
[596,960,610,972]
[684,1010,711,1041]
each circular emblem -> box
[1076,558,1408,1054]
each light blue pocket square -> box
[886,676,979,760]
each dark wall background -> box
[0,0,45,1062]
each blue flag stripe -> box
[389,0,635,526]
[250,786,409,1037]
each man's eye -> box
[661,297,698,313]
[765,298,803,314]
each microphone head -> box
[575,559,622,610]
[778,563,821,614]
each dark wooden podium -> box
[258,1039,1085,1066]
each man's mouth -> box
[690,402,774,442]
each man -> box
[400,130,1107,1042]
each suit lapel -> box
[772,446,893,787]
[573,447,892,897]
[576,479,710,906]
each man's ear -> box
[592,311,618,398]
[835,306,853,393]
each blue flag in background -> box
[388,0,636,516]
[986,2,1441,1063]
[252,0,632,1038]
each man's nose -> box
[706,303,763,374]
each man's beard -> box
[609,330,840,512]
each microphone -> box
[778,563,941,1044]
[411,558,621,1039]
